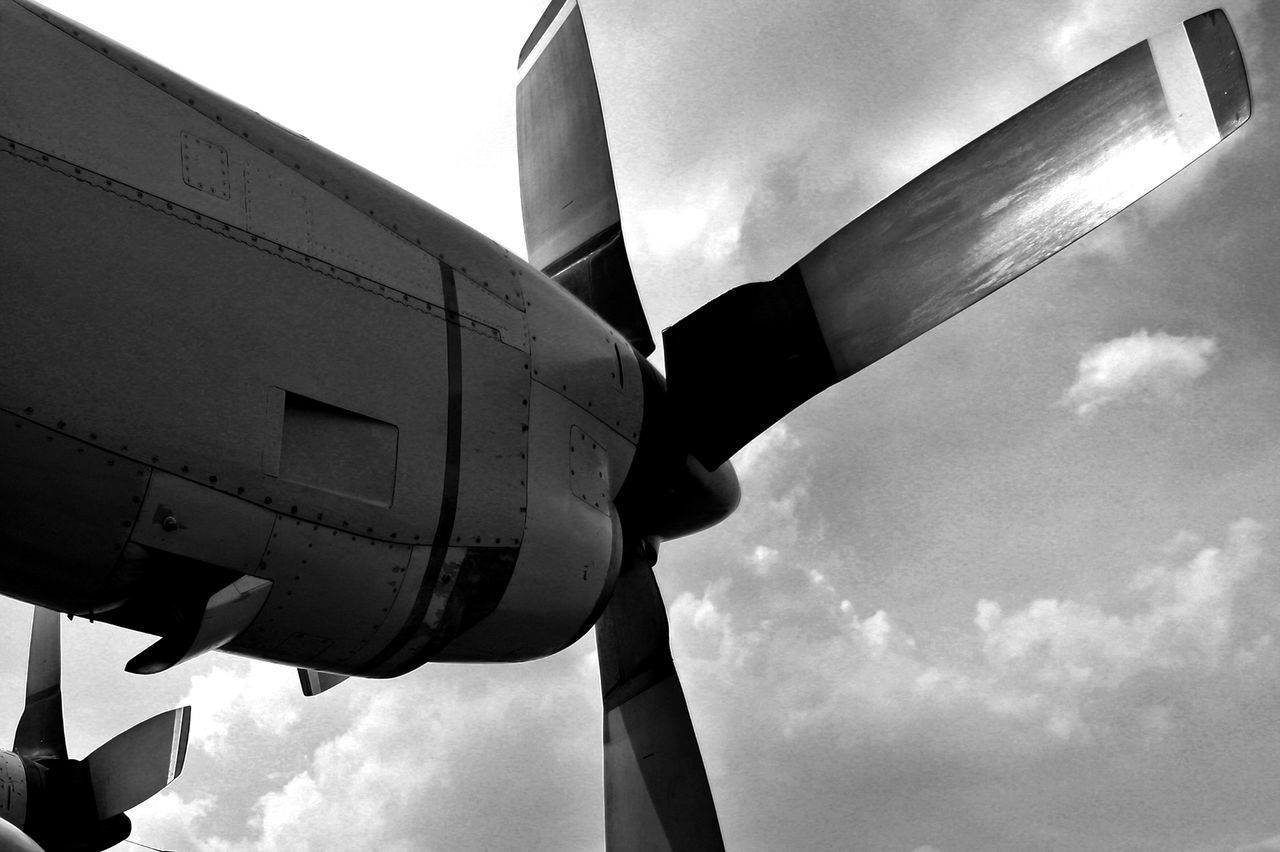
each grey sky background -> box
[1,1,1278,850]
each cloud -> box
[732,421,801,480]
[181,660,304,756]
[1045,0,1104,69]
[1060,329,1219,415]
[749,545,780,574]
[1237,835,1280,852]
[225,688,453,852]
[965,519,1266,737]
[672,519,1270,749]
[132,645,605,852]
[126,791,217,850]
[662,512,1280,852]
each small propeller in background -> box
[13,609,67,764]
[0,607,191,852]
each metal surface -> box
[0,818,42,852]
[436,382,625,662]
[518,0,619,270]
[297,669,349,697]
[570,426,612,515]
[451,322,532,548]
[528,278,645,445]
[0,412,150,615]
[130,471,276,573]
[13,611,65,762]
[664,11,1251,468]
[542,226,656,356]
[229,520,414,670]
[85,706,191,819]
[596,544,725,852]
[126,575,273,674]
[6,0,528,308]
[0,751,26,829]
[518,0,654,354]
[0,0,656,676]
[0,143,450,543]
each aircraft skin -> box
[0,0,738,680]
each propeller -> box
[13,608,66,764]
[518,4,1251,850]
[595,537,725,852]
[0,608,191,852]
[665,9,1251,468]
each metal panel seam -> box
[352,262,464,675]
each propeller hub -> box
[616,356,741,541]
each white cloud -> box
[672,519,1269,746]
[1047,0,1103,67]
[229,688,453,852]
[181,661,303,756]
[749,544,779,574]
[724,421,812,570]
[127,790,216,849]
[670,586,759,672]
[934,519,1265,739]
[732,422,801,479]
[1237,834,1280,852]
[133,646,605,852]
[964,519,1264,736]
[1060,329,1219,415]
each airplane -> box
[0,0,1253,849]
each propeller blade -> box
[517,0,655,354]
[84,707,191,819]
[665,10,1251,468]
[595,538,725,852]
[13,608,66,762]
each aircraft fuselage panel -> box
[0,0,644,676]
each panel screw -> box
[162,515,180,532]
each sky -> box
[2,0,1279,850]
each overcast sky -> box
[2,1,1279,850]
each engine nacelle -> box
[433,382,626,663]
